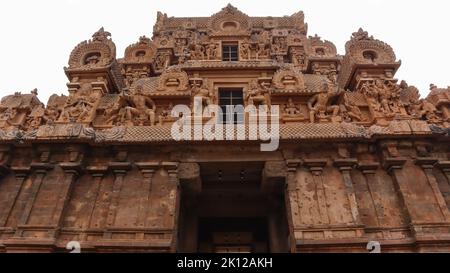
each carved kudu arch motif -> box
[68,27,116,69]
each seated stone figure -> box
[283,98,303,117]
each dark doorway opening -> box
[178,162,290,253]
[197,217,269,253]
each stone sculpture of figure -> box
[307,82,342,123]
[192,80,213,109]
[420,99,440,123]
[158,103,174,125]
[191,44,205,60]
[206,42,220,60]
[26,104,45,130]
[272,37,287,53]
[246,80,271,109]
[61,92,97,123]
[344,99,365,121]
[256,43,269,59]
[374,79,392,114]
[284,98,302,117]
[240,42,251,60]
[120,86,156,126]
[155,53,170,70]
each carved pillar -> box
[284,160,301,253]
[334,159,362,225]
[382,157,413,224]
[49,162,84,238]
[357,162,382,226]
[303,159,330,225]
[81,166,108,241]
[0,167,30,227]
[135,162,159,240]
[14,162,54,237]
[161,162,180,252]
[415,158,450,222]
[437,161,450,187]
[103,162,132,239]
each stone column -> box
[357,162,382,226]
[303,159,330,225]
[382,157,414,224]
[81,166,108,241]
[285,159,301,253]
[415,158,450,222]
[135,162,159,240]
[103,162,131,239]
[49,162,84,238]
[161,162,180,253]
[334,159,362,225]
[0,167,30,227]
[14,163,54,237]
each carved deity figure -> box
[24,104,45,130]
[154,52,170,71]
[191,44,205,60]
[283,98,303,117]
[246,80,271,109]
[158,103,174,125]
[206,42,220,60]
[192,80,213,109]
[344,99,365,122]
[240,42,251,60]
[120,86,156,126]
[307,82,342,123]
[272,37,287,53]
[60,86,98,123]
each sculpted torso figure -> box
[247,80,270,109]
[308,82,342,122]
[284,98,301,116]
[121,87,156,126]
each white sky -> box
[0,0,449,104]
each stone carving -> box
[68,27,116,69]
[208,4,251,36]
[0,90,43,130]
[120,86,156,126]
[308,34,337,58]
[308,82,343,123]
[192,79,214,109]
[246,79,271,108]
[59,83,100,123]
[156,67,190,92]
[272,66,306,91]
[283,98,304,118]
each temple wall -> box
[0,139,448,253]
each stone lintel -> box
[333,158,358,171]
[414,157,439,169]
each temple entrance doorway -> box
[178,162,290,253]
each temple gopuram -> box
[0,4,450,253]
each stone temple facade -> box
[0,5,450,253]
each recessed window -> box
[219,89,244,124]
[363,50,377,62]
[222,43,239,61]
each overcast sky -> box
[0,0,448,103]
